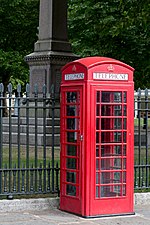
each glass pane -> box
[101,118,122,130]
[102,92,111,102]
[66,158,76,169]
[124,92,127,103]
[101,158,121,170]
[101,132,122,143]
[123,172,126,182]
[123,158,126,169]
[96,159,100,170]
[100,185,121,197]
[67,105,78,116]
[124,105,127,116]
[102,92,122,103]
[67,118,76,130]
[96,132,100,143]
[123,185,126,196]
[96,186,99,197]
[114,132,122,142]
[114,145,122,156]
[101,146,105,156]
[114,118,122,129]
[101,118,111,129]
[101,172,122,184]
[96,118,100,130]
[114,92,122,102]
[114,158,122,169]
[123,145,126,156]
[66,184,76,196]
[67,172,76,183]
[101,105,111,116]
[101,172,111,184]
[114,105,122,116]
[101,132,109,143]
[96,91,100,103]
[67,132,77,143]
[101,158,110,170]
[96,105,100,116]
[101,105,122,116]
[114,172,122,183]
[67,92,77,103]
[123,119,127,129]
[67,145,77,156]
[96,146,100,157]
[96,172,100,184]
[123,132,127,143]
[101,145,122,157]
[114,185,121,195]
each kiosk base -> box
[60,208,135,219]
[82,212,135,219]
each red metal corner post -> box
[60,57,134,217]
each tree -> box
[0,0,39,90]
[68,0,150,89]
[0,50,28,88]
[0,0,149,90]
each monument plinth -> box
[25,0,79,97]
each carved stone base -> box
[25,51,79,98]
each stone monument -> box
[25,0,78,97]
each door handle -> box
[79,135,83,141]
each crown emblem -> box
[72,65,76,72]
[107,64,114,72]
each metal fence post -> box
[43,84,47,192]
[51,84,55,193]
[34,84,38,192]
[8,83,13,196]
[26,84,30,193]
[145,89,149,187]
[17,84,21,193]
[137,88,141,187]
[0,83,4,194]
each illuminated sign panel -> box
[65,73,84,80]
[93,73,128,81]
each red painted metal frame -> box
[60,85,85,215]
[60,57,134,217]
[90,86,134,216]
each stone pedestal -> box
[25,0,79,98]
[25,52,78,98]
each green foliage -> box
[0,0,149,90]
[68,0,150,89]
[0,0,39,89]
[0,50,28,89]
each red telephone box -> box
[60,57,134,217]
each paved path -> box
[0,205,150,225]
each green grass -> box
[134,118,150,128]
[0,145,149,197]
[2,145,60,168]
[0,145,60,198]
[134,146,150,164]
[1,145,149,167]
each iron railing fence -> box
[0,83,60,198]
[134,88,150,190]
[0,84,150,199]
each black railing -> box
[0,84,150,199]
[0,83,60,198]
[134,88,150,190]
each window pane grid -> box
[95,91,127,198]
[63,91,81,197]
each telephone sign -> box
[93,72,128,80]
[65,73,84,80]
[60,57,134,217]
